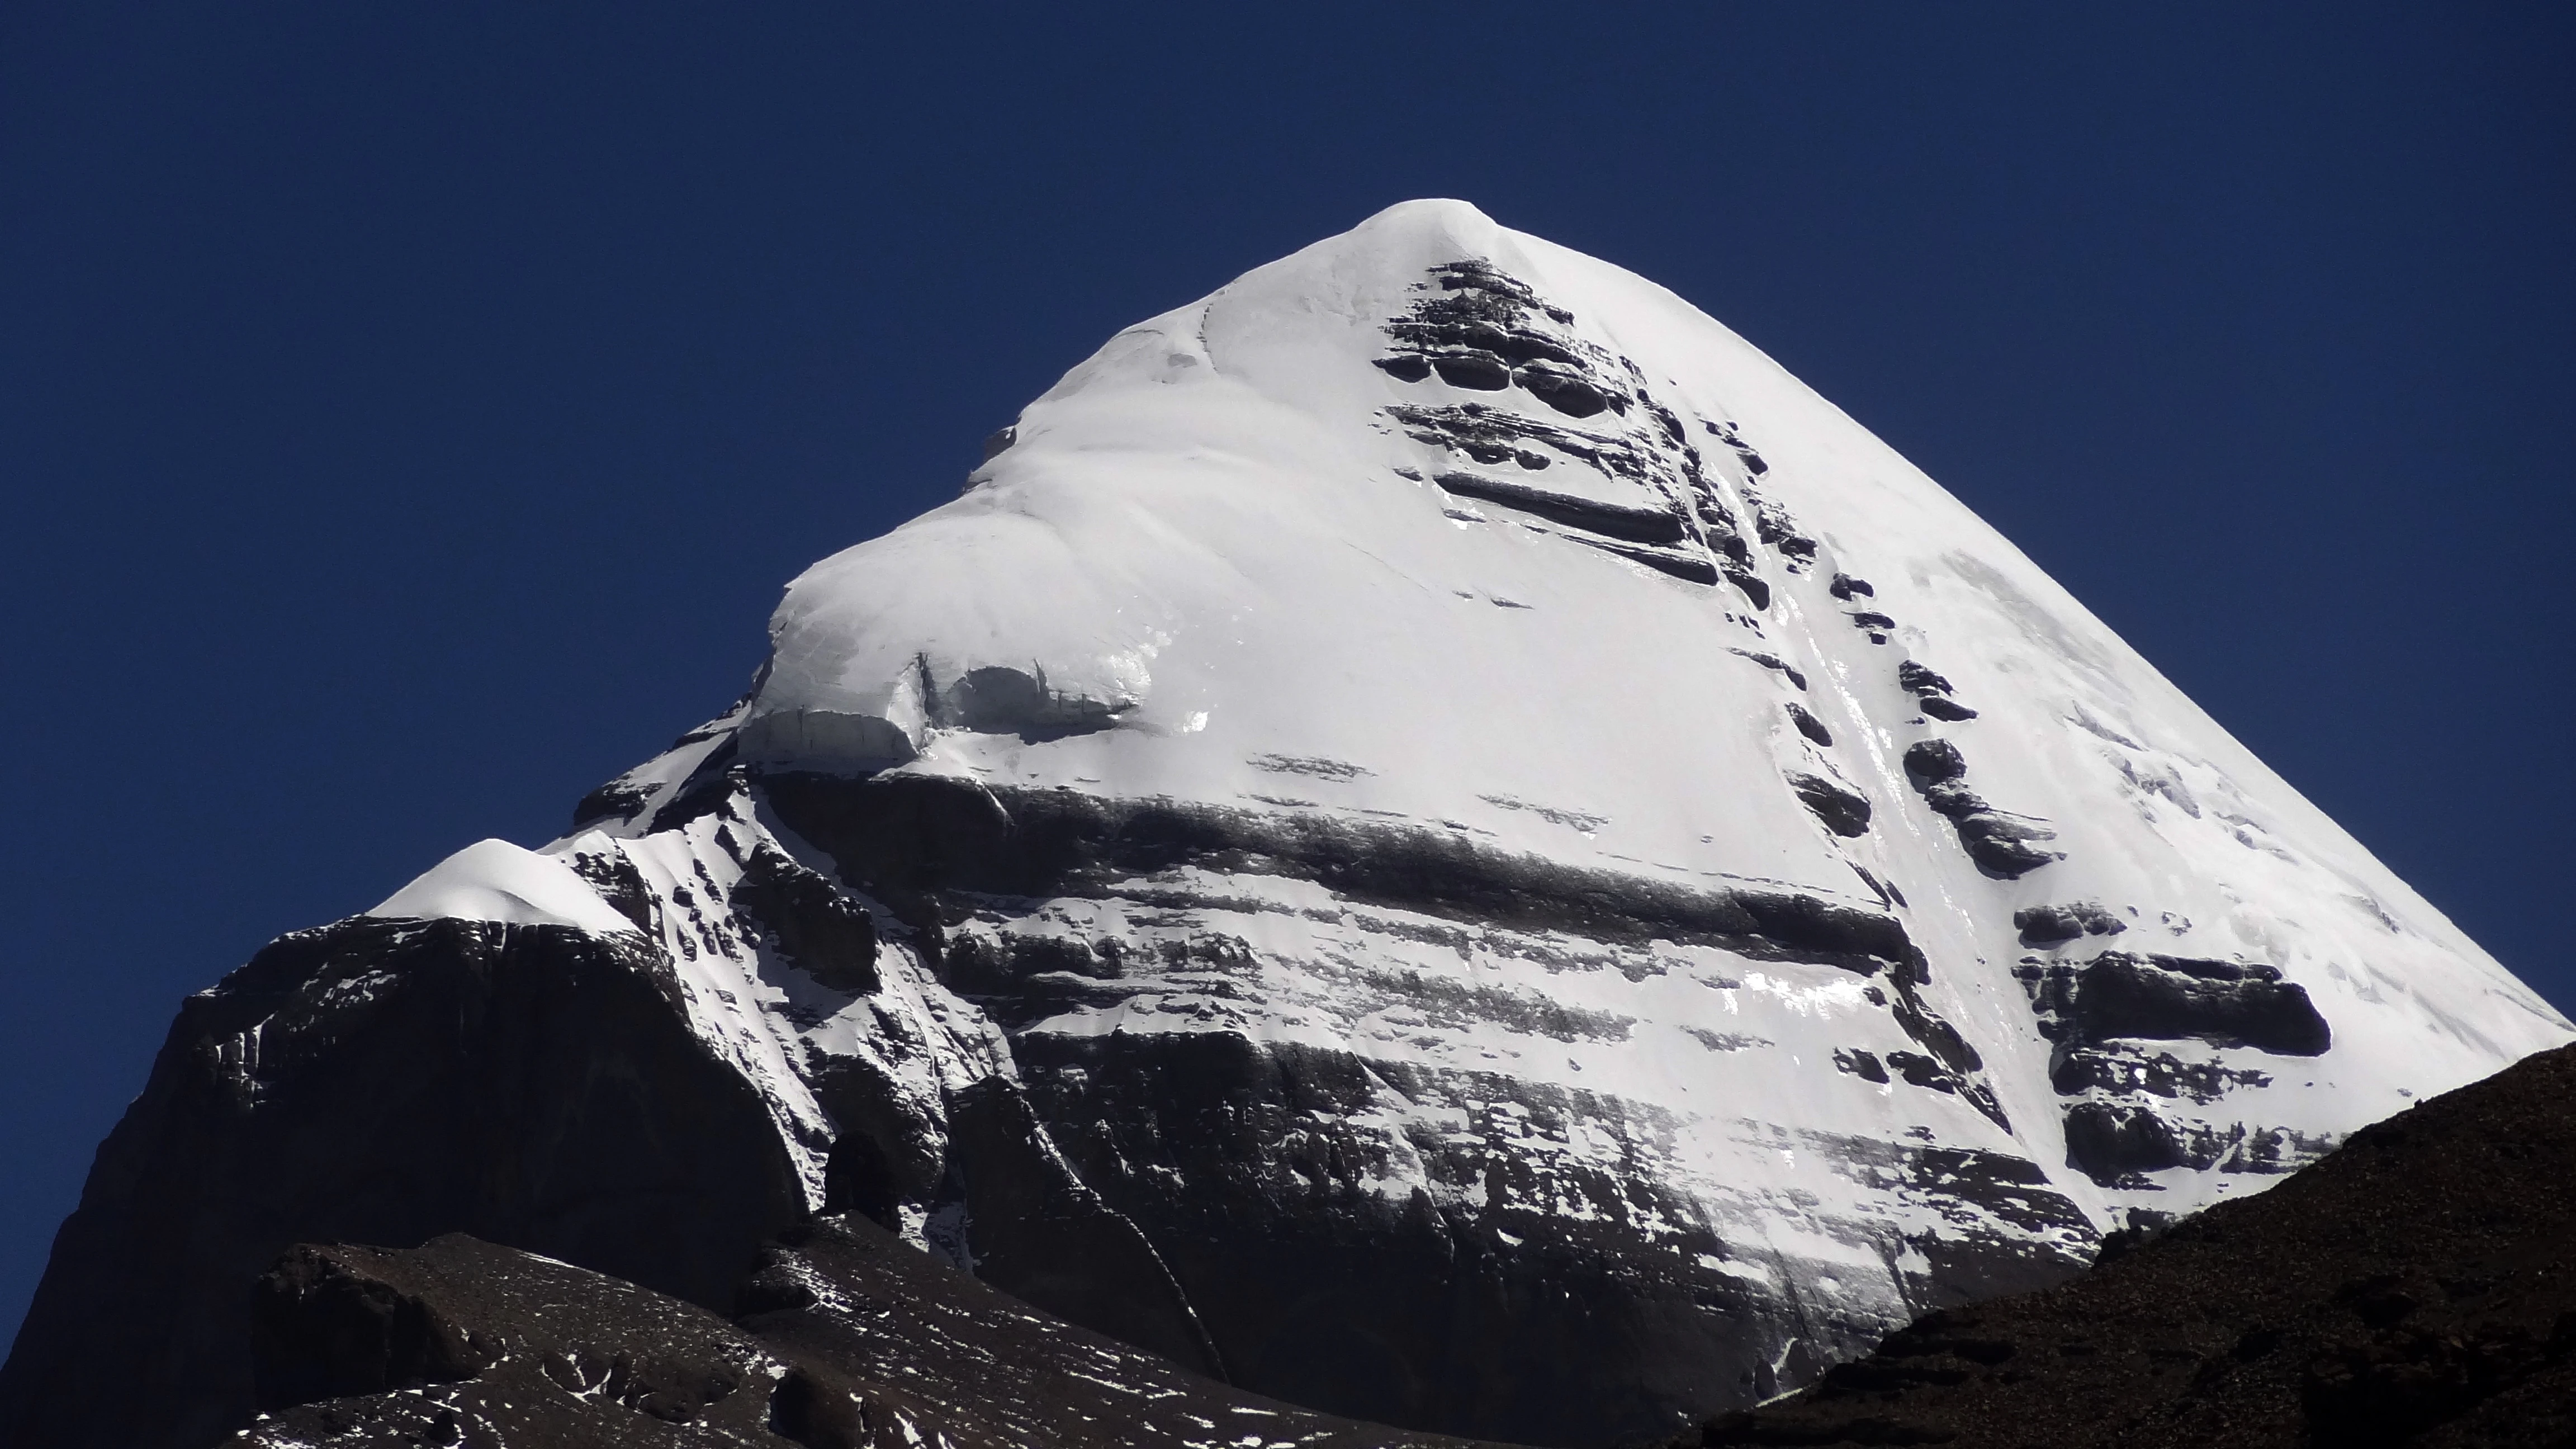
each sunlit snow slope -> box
[49,201,2562,1449]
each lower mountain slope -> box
[1673,1041,2576,1448]
[0,917,811,1449]
[240,1218,1505,1449]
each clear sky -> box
[3,3,2569,1350]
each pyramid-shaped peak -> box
[741,208,2563,1217]
[575,211,2576,1432]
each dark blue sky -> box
[4,4,2569,1348]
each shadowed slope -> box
[1677,1043,2576,1448]
[241,1219,1514,1449]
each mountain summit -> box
[7,200,2565,1449]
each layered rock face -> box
[4,200,2566,1449]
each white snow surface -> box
[367,838,641,937]
[745,197,2565,1119]
[468,200,2571,1386]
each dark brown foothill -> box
[1671,1042,2576,1449]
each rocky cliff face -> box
[5,200,2566,1449]
[0,917,809,1449]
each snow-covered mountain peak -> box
[372,201,2576,1436]
[715,199,2564,1104]
[39,202,2572,1449]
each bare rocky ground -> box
[239,1215,1512,1449]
